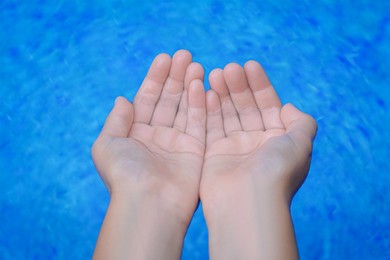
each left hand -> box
[92,50,206,225]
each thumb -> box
[281,103,317,150]
[100,96,134,138]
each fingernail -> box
[115,97,120,105]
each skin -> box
[91,50,207,260]
[91,50,317,259]
[200,61,317,260]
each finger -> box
[244,60,284,130]
[223,63,264,131]
[173,62,204,132]
[281,103,318,152]
[150,50,192,127]
[100,97,134,138]
[186,79,206,144]
[209,68,242,135]
[206,90,225,145]
[133,53,171,124]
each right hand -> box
[200,61,317,216]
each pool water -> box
[1,0,389,259]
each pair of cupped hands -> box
[91,50,317,228]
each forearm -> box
[204,184,298,260]
[93,189,188,260]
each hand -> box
[92,50,206,224]
[200,61,317,259]
[201,61,317,209]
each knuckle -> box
[305,114,318,132]
[304,114,318,132]
[91,137,110,159]
[91,139,101,159]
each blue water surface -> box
[1,0,390,259]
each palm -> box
[129,122,204,187]
[98,124,203,214]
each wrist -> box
[111,186,191,229]
[202,179,291,226]
[202,184,297,260]
[94,186,188,260]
